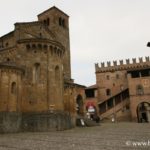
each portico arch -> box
[137,102,150,123]
[76,95,84,116]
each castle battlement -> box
[95,56,150,73]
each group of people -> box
[86,112,100,123]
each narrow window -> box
[43,45,48,50]
[11,82,17,94]
[6,42,8,47]
[33,63,40,83]
[55,66,60,86]
[116,74,119,79]
[6,58,10,62]
[39,33,42,38]
[38,44,42,49]
[106,89,111,96]
[32,44,36,49]
[136,85,144,95]
[44,20,47,25]
[106,75,110,80]
[26,44,30,49]
[62,19,65,27]
[59,17,62,26]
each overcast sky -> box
[0,0,150,86]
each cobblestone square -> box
[0,123,150,150]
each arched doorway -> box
[137,102,150,123]
[76,95,84,116]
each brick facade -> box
[95,57,150,122]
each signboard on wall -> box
[88,106,95,113]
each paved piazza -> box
[0,123,149,150]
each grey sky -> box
[0,0,150,86]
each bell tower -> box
[38,6,71,80]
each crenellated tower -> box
[95,56,150,73]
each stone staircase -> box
[99,89,131,122]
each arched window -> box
[39,33,42,38]
[106,75,110,80]
[11,82,17,94]
[136,85,144,95]
[6,58,10,62]
[55,66,60,80]
[43,45,48,50]
[116,74,119,79]
[33,63,40,83]
[38,44,42,49]
[5,42,9,47]
[26,44,30,49]
[32,44,36,49]
[106,89,111,96]
[44,20,47,25]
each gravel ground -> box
[0,123,150,150]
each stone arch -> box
[76,95,84,116]
[137,102,150,123]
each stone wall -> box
[0,112,73,133]
[22,112,72,132]
[0,112,22,133]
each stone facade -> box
[95,57,150,122]
[0,6,85,133]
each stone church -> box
[0,6,85,133]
